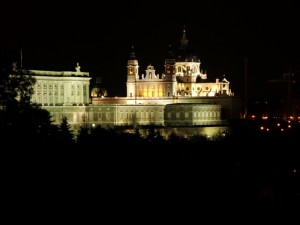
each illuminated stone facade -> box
[43,103,224,131]
[30,63,91,106]
[24,29,240,131]
[126,29,232,99]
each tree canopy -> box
[0,63,62,153]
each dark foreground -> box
[2,139,300,224]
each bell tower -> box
[164,44,176,80]
[126,46,139,98]
[163,44,177,97]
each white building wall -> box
[28,70,91,106]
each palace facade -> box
[22,29,240,136]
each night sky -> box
[1,1,300,98]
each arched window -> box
[166,65,170,74]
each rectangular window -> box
[167,112,171,119]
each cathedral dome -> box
[175,28,200,63]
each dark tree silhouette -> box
[0,64,36,111]
[0,64,59,153]
[58,116,74,146]
[76,126,90,146]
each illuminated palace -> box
[24,29,240,136]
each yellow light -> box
[288,125,291,128]
[260,126,264,130]
[262,116,268,120]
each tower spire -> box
[180,26,189,50]
[129,46,136,60]
[167,44,174,58]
